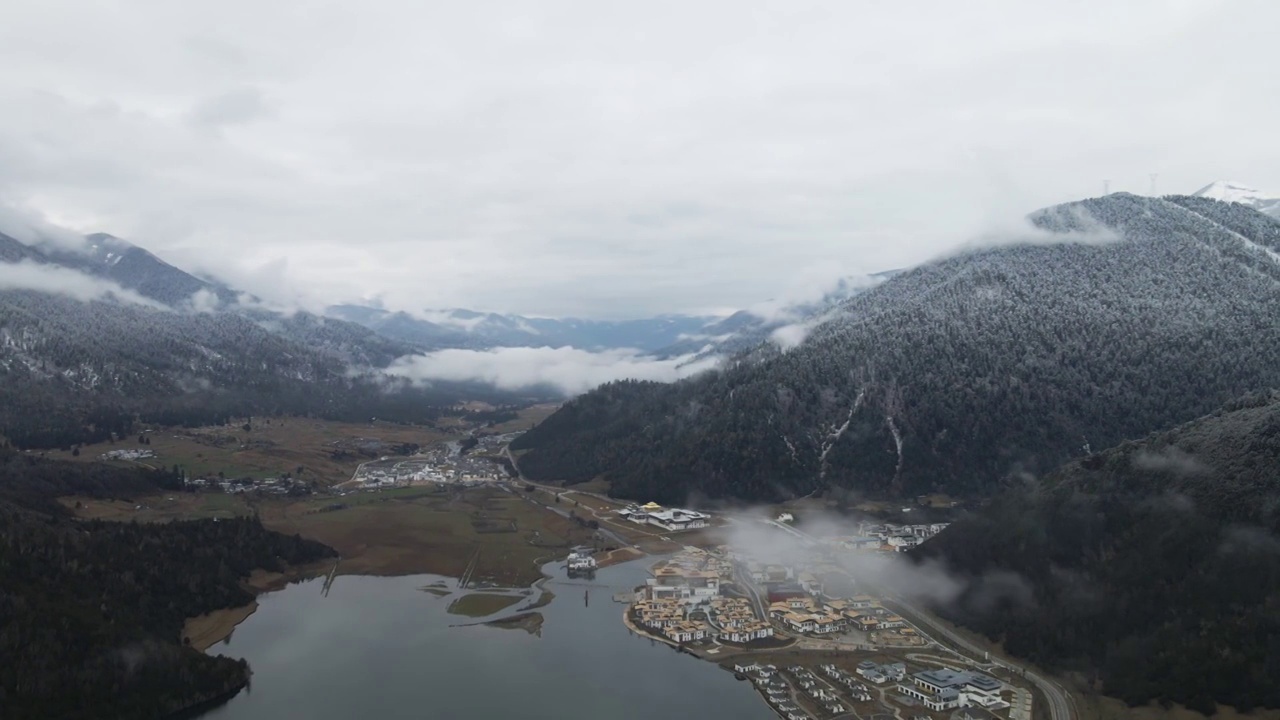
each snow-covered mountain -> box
[1193,180,1280,218]
[512,193,1280,504]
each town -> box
[617,508,1030,720]
[341,432,517,490]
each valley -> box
[4,189,1280,720]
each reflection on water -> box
[201,559,774,720]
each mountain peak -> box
[1194,180,1266,201]
[1192,180,1280,218]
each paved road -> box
[732,561,769,620]
[887,595,1075,720]
[750,517,1076,720]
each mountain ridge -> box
[511,193,1280,503]
[912,389,1280,712]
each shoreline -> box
[182,558,335,651]
[184,602,260,652]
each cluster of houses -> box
[349,453,500,490]
[706,596,775,643]
[831,522,951,553]
[733,664,813,720]
[820,664,876,702]
[186,475,311,496]
[617,502,710,531]
[855,659,907,685]
[99,448,156,461]
[767,594,908,636]
[630,548,773,645]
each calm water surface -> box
[201,559,775,720]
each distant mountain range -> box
[512,192,1280,503]
[325,305,720,354]
[325,272,897,358]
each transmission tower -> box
[1149,173,1159,196]
[1103,179,1110,195]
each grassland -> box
[447,593,524,617]
[487,403,562,434]
[258,485,597,586]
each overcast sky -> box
[1,0,1277,318]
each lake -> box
[200,558,776,720]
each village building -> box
[618,503,710,531]
[856,660,906,684]
[896,668,1004,711]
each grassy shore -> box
[183,603,259,651]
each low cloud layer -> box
[386,345,721,395]
[1132,447,1210,476]
[0,260,165,308]
[710,508,970,607]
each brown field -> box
[259,485,597,586]
[447,593,524,617]
[487,403,562,434]
[44,418,460,486]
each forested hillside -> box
[912,390,1280,713]
[0,450,336,719]
[513,194,1280,503]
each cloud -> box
[386,345,721,395]
[182,287,223,314]
[744,271,882,324]
[185,87,271,128]
[1132,447,1210,477]
[0,260,167,308]
[0,201,90,253]
[769,323,810,350]
[710,508,969,606]
[934,205,1122,263]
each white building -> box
[896,668,1003,711]
[619,503,709,531]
